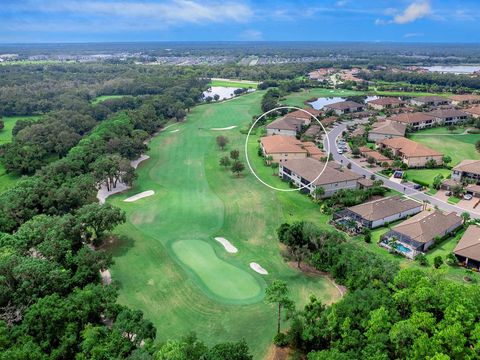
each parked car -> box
[445,191,452,196]
[464,194,473,200]
[338,149,344,154]
[413,184,422,190]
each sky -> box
[0,0,479,43]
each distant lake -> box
[309,95,379,110]
[425,65,480,74]
[202,86,254,101]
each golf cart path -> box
[124,190,155,202]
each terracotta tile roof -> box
[449,94,480,102]
[392,210,462,244]
[388,112,435,124]
[321,116,338,125]
[324,100,364,111]
[347,195,421,222]
[427,108,468,119]
[366,151,391,163]
[359,146,374,153]
[287,108,321,119]
[282,158,362,186]
[357,178,375,187]
[454,225,480,261]
[303,143,325,157]
[464,106,480,116]
[304,125,321,136]
[380,137,443,157]
[466,184,480,194]
[266,116,306,131]
[261,135,307,154]
[453,160,480,175]
[368,97,403,106]
[370,120,406,136]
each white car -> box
[338,149,344,154]
[463,194,473,200]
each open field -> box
[405,168,451,186]
[0,115,41,194]
[107,91,341,358]
[91,95,126,104]
[209,79,259,89]
[410,131,480,166]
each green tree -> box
[416,253,428,266]
[476,140,480,153]
[219,156,231,168]
[216,136,229,150]
[0,119,4,131]
[314,186,325,200]
[461,211,471,223]
[442,155,452,166]
[432,174,444,190]
[265,280,294,334]
[433,255,443,269]
[231,161,245,177]
[230,149,240,161]
[75,203,126,244]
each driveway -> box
[323,120,480,219]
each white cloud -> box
[393,1,431,24]
[404,32,424,38]
[239,29,263,40]
[335,0,348,7]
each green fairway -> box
[107,91,342,358]
[91,95,126,104]
[410,131,480,166]
[0,115,41,194]
[171,240,264,304]
[209,79,258,89]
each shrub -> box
[433,255,443,269]
[416,253,428,266]
[412,178,429,188]
[273,332,289,347]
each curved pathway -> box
[323,120,480,219]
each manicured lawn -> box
[91,95,126,104]
[448,196,461,204]
[427,188,438,195]
[410,131,480,166]
[209,79,258,89]
[107,91,341,358]
[405,168,451,187]
[0,115,41,194]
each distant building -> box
[368,120,406,142]
[454,225,480,268]
[367,97,403,110]
[410,95,451,107]
[324,100,364,115]
[265,109,319,136]
[464,106,480,119]
[427,108,468,125]
[333,195,422,229]
[451,160,480,184]
[378,137,443,168]
[260,135,307,163]
[388,112,435,131]
[381,210,462,258]
[279,158,362,198]
[449,94,480,106]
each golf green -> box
[171,240,264,304]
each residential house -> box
[324,100,364,115]
[410,96,451,107]
[465,184,480,198]
[427,108,469,125]
[333,195,422,230]
[367,97,403,110]
[451,160,480,183]
[378,137,443,168]
[388,112,435,131]
[464,106,480,119]
[449,94,480,106]
[368,120,406,142]
[302,141,325,160]
[381,210,462,259]
[260,135,307,163]
[454,225,480,268]
[265,109,320,136]
[278,158,362,198]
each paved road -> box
[323,120,480,219]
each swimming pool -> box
[394,243,412,254]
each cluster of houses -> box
[441,159,480,198]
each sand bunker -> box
[124,190,155,202]
[130,155,150,169]
[250,262,268,275]
[170,129,179,133]
[214,237,238,253]
[211,125,237,131]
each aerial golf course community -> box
[105,90,341,358]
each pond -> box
[425,65,480,74]
[202,86,254,101]
[309,95,379,110]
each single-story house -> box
[388,112,435,131]
[324,100,364,115]
[368,120,407,142]
[321,116,339,126]
[451,159,480,184]
[260,135,307,163]
[454,225,480,268]
[465,184,480,198]
[427,108,469,125]
[378,137,443,168]
[358,146,374,156]
[302,141,325,160]
[410,96,451,107]
[266,116,309,136]
[464,106,480,119]
[381,210,462,259]
[363,150,392,166]
[333,195,422,230]
[278,158,362,198]
[449,94,480,106]
[367,97,403,110]
[440,178,461,191]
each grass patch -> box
[209,79,258,89]
[448,196,461,204]
[91,95,126,104]
[405,168,451,187]
[107,90,341,358]
[427,188,438,195]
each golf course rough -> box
[171,240,264,304]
